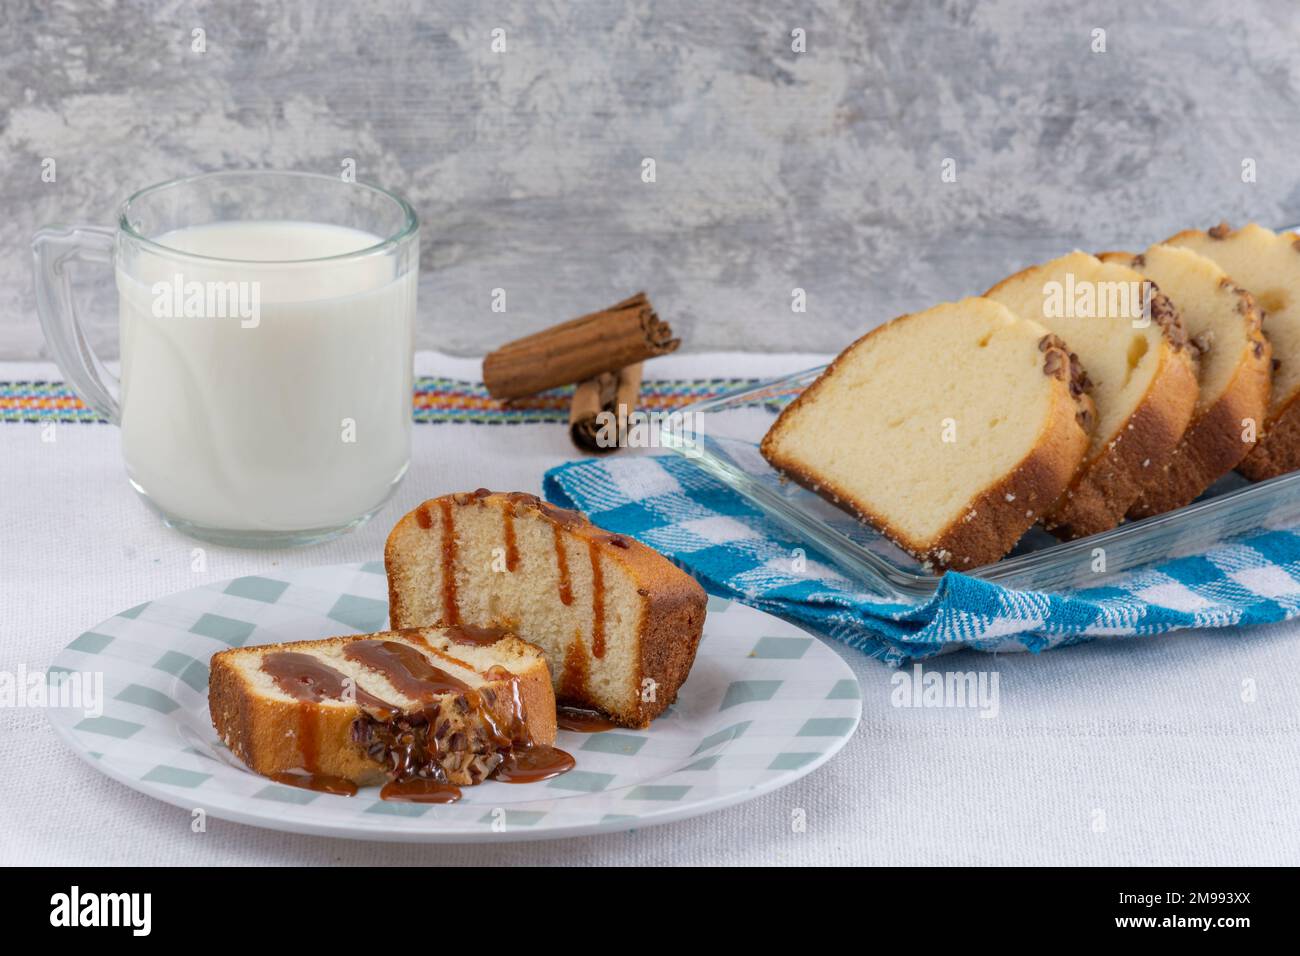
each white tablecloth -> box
[3,351,1298,866]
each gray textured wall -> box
[4,0,1300,361]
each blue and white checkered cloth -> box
[543,454,1300,664]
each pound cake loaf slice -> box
[386,491,707,728]
[987,251,1199,538]
[1099,245,1271,516]
[760,297,1095,571]
[209,626,558,791]
[1165,222,1300,479]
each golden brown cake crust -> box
[1041,340,1198,537]
[208,630,556,786]
[1136,298,1270,511]
[1093,251,1270,515]
[1237,390,1300,480]
[983,267,1199,539]
[630,558,708,726]
[759,317,1095,571]
[209,645,387,784]
[385,491,707,728]
[1163,223,1299,482]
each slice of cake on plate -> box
[1099,245,1271,515]
[385,491,707,728]
[1165,222,1300,479]
[760,297,1095,571]
[209,626,560,798]
[986,251,1199,538]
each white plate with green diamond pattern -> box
[46,562,861,842]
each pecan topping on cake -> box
[1146,287,1187,349]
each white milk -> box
[116,221,415,533]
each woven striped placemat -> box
[0,377,765,424]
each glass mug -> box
[33,170,419,548]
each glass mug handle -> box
[32,224,121,424]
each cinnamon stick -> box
[483,292,677,400]
[569,363,643,454]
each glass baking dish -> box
[656,367,1300,605]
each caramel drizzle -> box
[440,623,511,647]
[483,662,574,784]
[255,631,577,800]
[476,666,524,749]
[380,778,462,803]
[493,745,575,784]
[553,522,573,606]
[260,651,397,785]
[556,704,617,733]
[588,538,606,659]
[342,640,472,701]
[261,651,396,713]
[437,497,460,624]
[345,639,518,750]
[502,507,519,572]
[271,770,358,796]
[397,631,486,676]
[558,633,589,703]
